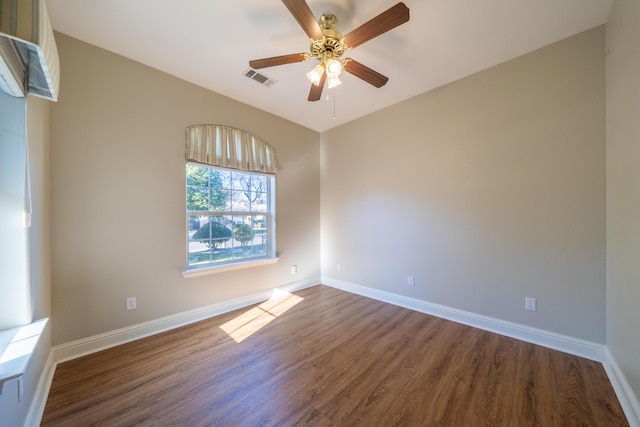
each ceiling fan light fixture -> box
[306,63,324,86]
[327,74,342,89]
[325,58,343,77]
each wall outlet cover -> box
[525,297,536,312]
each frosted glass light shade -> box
[306,63,324,86]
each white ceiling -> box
[46,0,613,132]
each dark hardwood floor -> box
[42,285,628,426]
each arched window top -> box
[185,125,278,175]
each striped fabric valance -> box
[185,125,278,174]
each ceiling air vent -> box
[244,68,276,87]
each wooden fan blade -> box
[343,60,389,88]
[249,53,309,69]
[282,0,324,41]
[343,2,410,49]
[308,72,326,101]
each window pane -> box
[188,216,234,267]
[231,190,250,212]
[252,192,268,212]
[188,215,204,233]
[231,172,251,191]
[231,217,251,259]
[210,188,231,211]
[186,186,209,211]
[188,215,210,266]
[186,164,208,186]
[218,171,231,189]
[229,215,268,259]
[252,175,267,189]
[250,215,269,256]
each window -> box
[186,163,275,270]
[0,91,32,329]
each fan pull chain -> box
[325,88,337,119]
[333,88,336,119]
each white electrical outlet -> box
[408,276,415,286]
[291,265,297,274]
[525,297,536,312]
[336,263,342,272]
[126,297,137,311]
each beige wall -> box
[606,0,640,399]
[321,27,606,343]
[50,33,320,345]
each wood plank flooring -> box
[42,285,628,426]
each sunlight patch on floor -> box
[220,289,303,343]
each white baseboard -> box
[54,277,320,363]
[604,348,640,427]
[24,348,56,427]
[321,277,605,362]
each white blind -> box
[185,125,278,174]
[0,91,32,330]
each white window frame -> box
[183,163,277,277]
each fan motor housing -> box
[310,14,347,60]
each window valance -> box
[185,125,278,174]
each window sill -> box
[182,257,280,278]
[0,318,48,395]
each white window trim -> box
[182,257,280,278]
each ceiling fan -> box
[249,0,410,102]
